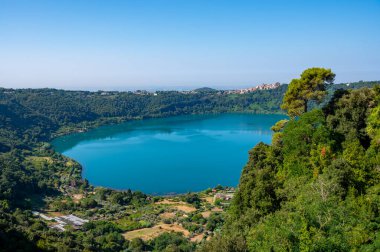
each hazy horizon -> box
[1,0,379,90]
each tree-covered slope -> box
[1,81,376,149]
[201,76,380,251]
[0,86,288,147]
[0,78,379,251]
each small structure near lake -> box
[33,211,88,231]
[213,193,234,203]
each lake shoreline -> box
[52,113,285,194]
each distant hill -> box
[0,79,379,251]
[193,87,218,92]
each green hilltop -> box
[0,72,379,251]
[201,69,380,251]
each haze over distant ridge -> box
[0,0,379,90]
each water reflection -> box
[52,113,286,194]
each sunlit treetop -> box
[281,67,335,118]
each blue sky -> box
[0,0,379,90]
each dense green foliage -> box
[0,81,379,251]
[281,68,335,117]
[127,232,195,252]
[0,86,288,251]
[201,85,380,251]
[0,86,287,149]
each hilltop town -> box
[225,82,281,94]
[126,82,282,95]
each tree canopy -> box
[202,71,380,251]
[0,79,379,251]
[281,67,335,117]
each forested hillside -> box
[0,77,379,251]
[0,86,287,149]
[1,81,377,150]
[0,85,287,251]
[201,70,380,251]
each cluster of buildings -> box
[98,90,157,96]
[212,187,235,204]
[33,211,88,232]
[213,192,234,202]
[95,82,281,96]
[226,82,281,94]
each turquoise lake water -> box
[52,114,285,195]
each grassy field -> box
[37,186,233,244]
[123,223,190,241]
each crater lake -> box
[52,113,285,195]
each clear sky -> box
[0,0,379,90]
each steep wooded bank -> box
[1,81,376,150]
[0,85,288,251]
[0,78,379,251]
[200,70,380,251]
[0,86,287,148]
